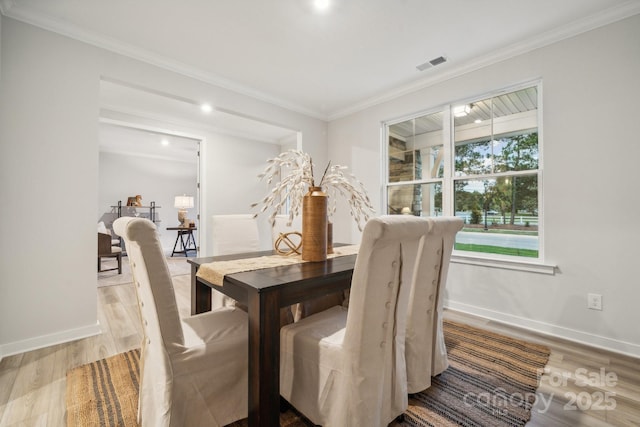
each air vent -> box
[416,55,447,71]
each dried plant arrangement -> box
[251,149,375,230]
[322,163,375,230]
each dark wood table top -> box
[189,250,357,300]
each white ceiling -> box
[2,0,639,120]
[99,122,201,163]
[99,79,299,159]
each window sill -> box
[451,253,557,275]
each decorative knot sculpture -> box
[274,231,302,256]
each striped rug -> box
[65,320,549,427]
[65,347,140,427]
[403,321,550,427]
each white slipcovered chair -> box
[405,216,463,393]
[211,214,260,256]
[279,215,433,426]
[210,214,261,307]
[113,217,248,427]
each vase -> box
[302,186,328,261]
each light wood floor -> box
[1,260,638,426]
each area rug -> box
[65,347,140,427]
[65,320,550,427]
[404,321,550,427]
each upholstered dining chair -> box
[279,215,433,426]
[405,216,463,394]
[211,214,260,256]
[210,214,261,308]
[113,217,248,427]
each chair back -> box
[340,215,432,425]
[405,216,463,393]
[98,232,113,255]
[270,214,302,248]
[114,217,184,353]
[211,214,260,255]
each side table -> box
[167,226,197,257]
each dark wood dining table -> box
[188,250,357,427]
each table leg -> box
[247,290,281,427]
[171,233,181,257]
[187,231,196,252]
[191,264,211,315]
[182,232,191,256]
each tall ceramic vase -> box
[302,186,328,261]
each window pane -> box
[454,175,538,257]
[387,183,442,216]
[454,139,492,176]
[389,112,443,182]
[454,87,538,175]
[493,132,539,172]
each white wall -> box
[0,17,328,358]
[98,151,198,254]
[0,18,102,355]
[328,15,640,356]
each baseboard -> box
[445,300,640,359]
[0,321,102,360]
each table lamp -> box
[174,195,194,227]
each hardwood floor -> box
[1,261,638,426]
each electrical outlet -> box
[587,293,603,311]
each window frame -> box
[382,81,555,273]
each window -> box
[384,84,541,261]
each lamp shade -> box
[174,195,194,209]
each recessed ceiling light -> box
[453,105,471,117]
[474,119,482,124]
[200,103,213,114]
[161,138,170,146]
[313,0,330,11]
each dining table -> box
[188,247,358,427]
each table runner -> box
[196,244,360,286]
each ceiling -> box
[2,0,639,120]
[99,79,299,160]
[99,122,201,163]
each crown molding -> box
[4,1,639,122]
[327,1,640,121]
[2,4,329,121]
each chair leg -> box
[117,253,122,274]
